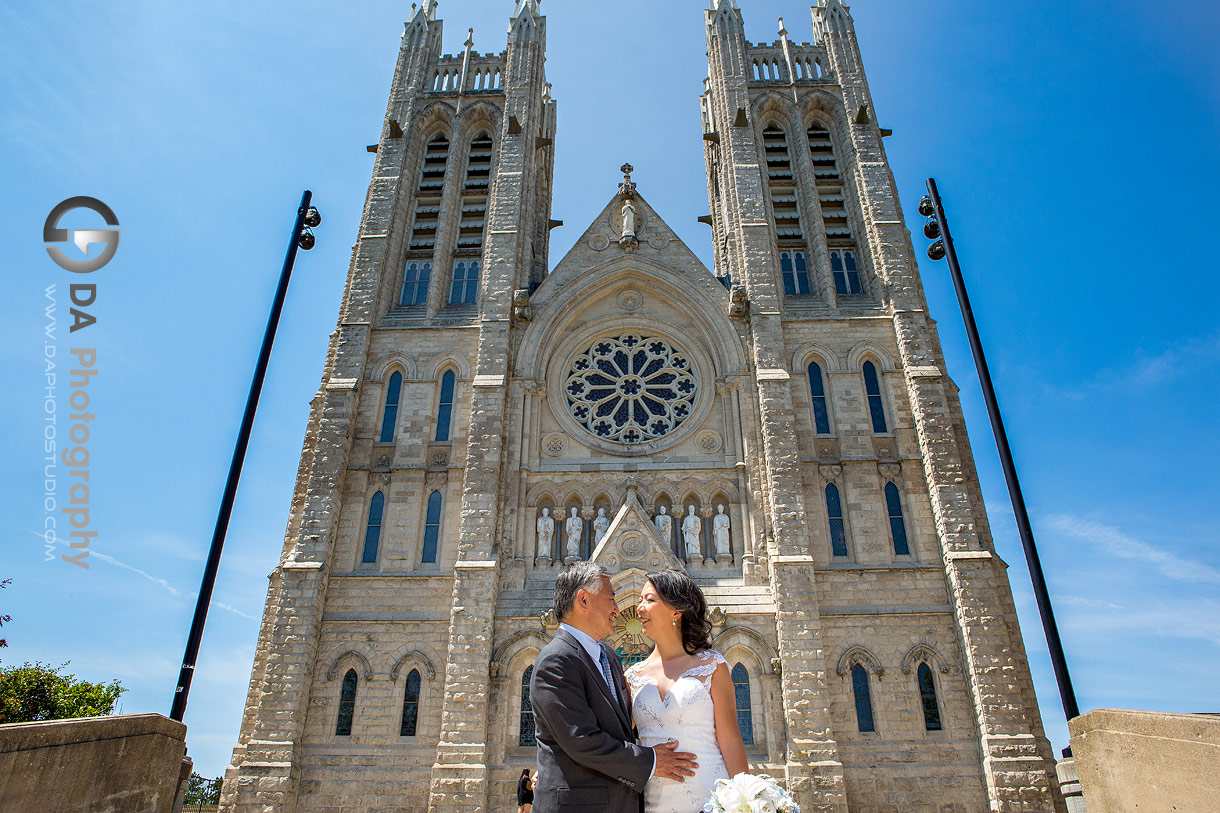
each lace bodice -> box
[626,650,729,813]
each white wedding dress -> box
[626,649,730,813]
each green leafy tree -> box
[184,772,223,805]
[0,661,125,724]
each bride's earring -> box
[672,615,679,627]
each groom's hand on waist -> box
[650,740,698,782]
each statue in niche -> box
[654,505,673,547]
[536,507,555,560]
[682,505,702,562]
[593,507,610,546]
[565,507,584,560]
[621,199,637,239]
[713,504,732,559]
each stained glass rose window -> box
[564,333,697,444]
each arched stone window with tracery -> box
[918,662,942,731]
[564,333,697,445]
[731,663,754,745]
[400,668,421,736]
[851,663,874,733]
[362,492,385,565]
[380,372,402,442]
[519,666,536,746]
[336,668,358,736]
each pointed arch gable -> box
[846,341,895,371]
[425,351,471,380]
[415,100,458,137]
[751,91,800,133]
[456,100,503,134]
[368,352,419,381]
[525,480,565,506]
[836,645,883,678]
[391,649,437,681]
[792,341,840,372]
[712,625,780,670]
[326,649,374,681]
[492,629,552,672]
[901,643,952,675]
[518,258,743,381]
[608,566,650,597]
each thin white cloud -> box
[1045,515,1220,584]
[87,547,257,621]
[214,602,257,621]
[91,550,183,596]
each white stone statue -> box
[565,507,583,560]
[536,507,555,560]
[593,507,610,546]
[621,199,637,238]
[682,505,702,561]
[713,504,731,559]
[654,505,673,546]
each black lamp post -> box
[170,191,320,722]
[919,178,1080,746]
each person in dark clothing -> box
[517,767,535,812]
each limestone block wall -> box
[0,713,187,813]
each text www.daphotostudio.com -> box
[42,196,118,569]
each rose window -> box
[564,333,698,444]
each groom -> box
[530,562,697,811]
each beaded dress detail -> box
[626,650,729,813]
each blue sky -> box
[2,0,1218,779]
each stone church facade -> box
[222,1,1066,810]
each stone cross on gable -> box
[619,163,636,200]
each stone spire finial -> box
[465,27,474,49]
[618,163,636,200]
[778,16,788,38]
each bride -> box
[626,569,749,812]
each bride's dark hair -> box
[645,569,713,655]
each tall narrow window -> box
[336,668,358,736]
[807,362,830,434]
[830,249,862,295]
[732,663,754,746]
[808,121,860,293]
[379,372,402,443]
[917,662,942,731]
[862,361,887,433]
[399,261,431,306]
[449,259,480,304]
[885,482,910,555]
[519,666,536,746]
[421,490,442,564]
[825,483,847,557]
[407,135,449,252]
[362,491,385,564]
[780,251,811,296]
[400,668,421,736]
[434,370,455,442]
[851,663,875,733]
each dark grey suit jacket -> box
[529,628,652,811]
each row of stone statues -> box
[536,504,731,562]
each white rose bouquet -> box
[701,772,800,813]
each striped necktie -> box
[598,648,620,705]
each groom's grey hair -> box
[554,562,612,621]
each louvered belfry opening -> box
[807,122,861,295]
